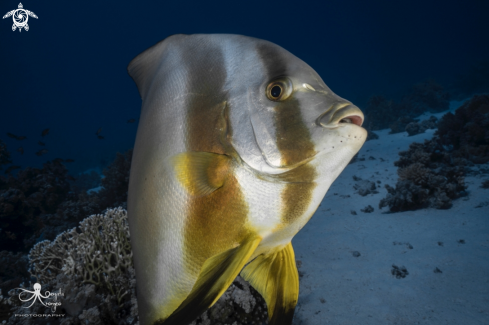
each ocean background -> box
[1,0,488,175]
[1,0,489,324]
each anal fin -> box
[240,242,299,325]
[155,237,261,325]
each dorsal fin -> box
[127,34,186,99]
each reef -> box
[379,138,467,211]
[1,208,268,325]
[436,94,489,164]
[379,95,489,212]
[405,116,438,136]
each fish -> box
[38,141,45,146]
[4,165,21,174]
[127,118,136,123]
[97,135,104,140]
[64,159,75,163]
[6,133,26,140]
[127,34,366,325]
[35,149,48,156]
[17,147,24,155]
[41,128,49,137]
[6,133,18,139]
[96,127,103,135]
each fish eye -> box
[266,77,293,101]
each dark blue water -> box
[1,0,488,174]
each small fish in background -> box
[97,135,104,140]
[96,127,103,135]
[6,133,26,140]
[127,118,136,123]
[7,133,18,139]
[35,149,48,156]
[38,141,45,146]
[41,128,50,137]
[4,165,21,174]
[64,159,75,163]
[17,147,24,155]
[53,158,64,163]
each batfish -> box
[127,34,367,325]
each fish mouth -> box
[317,103,364,129]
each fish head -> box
[225,38,367,183]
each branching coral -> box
[28,207,133,307]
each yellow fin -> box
[240,242,299,325]
[155,237,261,325]
[171,151,232,196]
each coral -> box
[70,171,101,194]
[436,94,489,164]
[0,160,71,252]
[389,116,417,134]
[191,276,268,325]
[28,208,133,307]
[405,116,438,136]
[380,136,467,212]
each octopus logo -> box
[2,3,38,32]
[16,283,63,312]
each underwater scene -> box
[1,0,488,324]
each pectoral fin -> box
[240,242,299,325]
[171,151,232,196]
[155,236,261,325]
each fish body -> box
[38,141,45,146]
[17,147,24,155]
[127,118,136,123]
[41,128,49,137]
[96,127,102,135]
[127,34,366,325]
[97,135,104,140]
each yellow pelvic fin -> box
[154,237,261,325]
[240,242,299,325]
[171,151,232,196]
